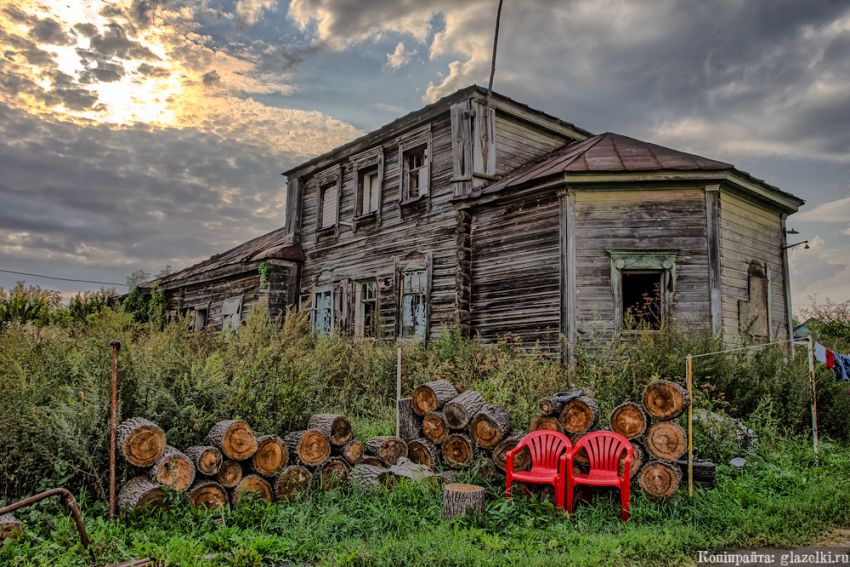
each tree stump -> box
[422,411,450,445]
[530,415,565,433]
[538,390,582,416]
[208,419,258,461]
[215,460,243,489]
[349,464,396,490]
[442,433,475,469]
[251,434,288,477]
[610,402,648,440]
[407,437,440,469]
[149,446,195,492]
[231,474,273,507]
[273,465,312,501]
[117,476,167,511]
[443,390,485,429]
[364,436,408,466]
[318,457,350,491]
[442,484,485,519]
[412,380,458,416]
[637,461,682,497]
[645,421,687,461]
[183,446,223,476]
[284,430,331,468]
[187,480,228,509]
[469,404,512,448]
[308,413,353,446]
[559,396,599,435]
[0,514,23,541]
[117,417,166,467]
[643,380,690,420]
[492,433,531,473]
[332,438,363,465]
[361,456,388,467]
[398,397,421,441]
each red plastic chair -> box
[565,430,634,521]
[505,430,572,509]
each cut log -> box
[559,396,599,435]
[117,417,166,467]
[469,404,512,448]
[412,380,458,416]
[398,397,420,441]
[364,436,408,466]
[492,433,531,473]
[148,446,195,492]
[208,420,258,461]
[625,440,646,479]
[273,465,312,501]
[443,390,485,429]
[183,446,223,476]
[231,474,273,507]
[422,411,450,445]
[442,483,485,519]
[349,464,397,490]
[0,514,23,541]
[529,415,565,433]
[645,421,687,461]
[637,461,682,497]
[283,430,331,468]
[308,413,353,446]
[407,437,440,469]
[474,456,500,481]
[332,438,363,465]
[361,456,388,467]
[643,380,690,420]
[117,476,167,511]
[674,459,716,489]
[537,390,582,416]
[442,433,475,469]
[187,480,228,509]
[318,457,350,491]
[610,402,648,440]
[251,434,288,477]
[215,460,243,489]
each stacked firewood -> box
[399,380,531,480]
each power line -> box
[0,268,128,287]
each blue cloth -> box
[834,354,850,382]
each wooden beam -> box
[560,190,577,364]
[705,185,722,335]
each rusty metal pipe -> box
[109,339,121,520]
[0,488,89,549]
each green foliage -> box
[799,298,850,351]
[257,262,271,286]
[66,290,117,322]
[121,286,166,326]
[0,283,62,325]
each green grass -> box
[3,439,849,567]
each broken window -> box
[358,167,380,216]
[311,288,333,335]
[400,270,427,340]
[319,182,338,229]
[621,271,663,330]
[403,144,429,200]
[221,295,243,331]
[355,280,378,338]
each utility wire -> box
[0,268,128,287]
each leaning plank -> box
[443,390,485,429]
[208,420,258,461]
[283,430,331,468]
[610,402,648,440]
[469,405,512,448]
[422,411,450,445]
[187,480,228,509]
[642,380,690,420]
[273,465,312,501]
[442,484,485,519]
[148,446,195,492]
[231,474,273,507]
[183,446,223,476]
[250,434,288,477]
[0,514,23,541]
[407,437,440,470]
[307,414,353,446]
[412,380,458,416]
[645,421,687,461]
[117,476,167,511]
[364,436,408,466]
[117,417,166,467]
[637,461,682,497]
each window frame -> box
[221,295,243,332]
[310,286,334,335]
[396,125,432,210]
[354,278,379,338]
[350,147,384,227]
[314,165,342,237]
[395,251,432,342]
[607,250,677,334]
[620,270,665,331]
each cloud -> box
[796,194,850,223]
[235,0,277,26]
[386,41,414,69]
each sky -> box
[0,0,848,312]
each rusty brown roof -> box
[141,228,304,289]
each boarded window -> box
[221,296,243,331]
[320,182,337,229]
[403,144,429,200]
[311,289,333,335]
[355,280,377,337]
[621,271,663,330]
[358,168,380,215]
[400,270,427,339]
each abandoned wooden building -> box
[145,85,804,355]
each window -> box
[193,308,208,332]
[319,182,338,229]
[400,270,427,339]
[358,167,380,216]
[355,280,378,337]
[621,272,663,330]
[311,288,333,335]
[221,295,243,331]
[403,144,429,200]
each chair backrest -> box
[573,431,633,473]
[520,430,572,470]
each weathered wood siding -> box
[494,114,568,176]
[718,190,788,339]
[573,188,711,339]
[469,193,561,351]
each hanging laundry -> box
[826,349,835,369]
[834,354,850,382]
[814,343,828,364]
